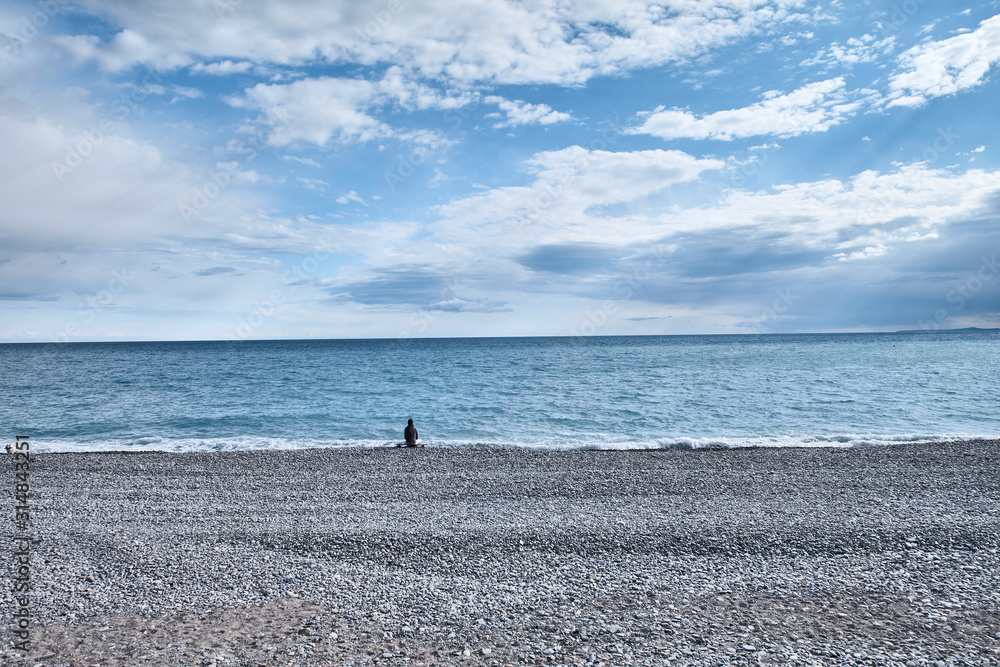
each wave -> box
[30,432,995,454]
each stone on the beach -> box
[13,441,1000,666]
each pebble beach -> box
[5,440,1000,666]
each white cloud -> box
[232,169,269,184]
[433,147,725,249]
[801,34,896,69]
[232,77,387,146]
[525,147,722,206]
[888,14,1000,107]
[190,60,254,75]
[377,65,473,111]
[703,165,1000,247]
[336,190,366,204]
[316,151,1000,333]
[835,244,887,261]
[230,71,465,146]
[427,297,511,313]
[917,20,941,37]
[484,96,572,128]
[51,0,811,85]
[428,168,449,187]
[299,177,329,191]
[125,81,203,103]
[0,108,323,260]
[436,152,1000,261]
[282,155,321,167]
[53,29,192,72]
[169,85,204,102]
[136,83,166,95]
[0,114,192,249]
[631,78,863,141]
[0,108,347,341]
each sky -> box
[1,0,999,342]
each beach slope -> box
[6,440,1000,665]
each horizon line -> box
[2,327,998,345]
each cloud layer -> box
[889,14,1000,107]
[631,78,864,140]
[55,0,812,84]
[2,1,999,340]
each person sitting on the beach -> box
[404,419,419,447]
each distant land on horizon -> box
[894,327,1000,334]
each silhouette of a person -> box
[404,418,419,447]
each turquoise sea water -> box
[1,332,997,452]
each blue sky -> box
[1,0,999,342]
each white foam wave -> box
[30,432,995,454]
[33,436,391,454]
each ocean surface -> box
[1,333,997,453]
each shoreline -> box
[28,433,1000,455]
[6,439,1000,665]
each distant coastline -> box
[894,326,1000,334]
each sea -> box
[1,332,997,453]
